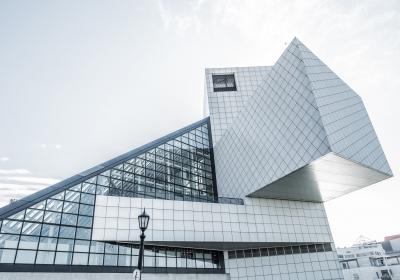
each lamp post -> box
[135,208,150,280]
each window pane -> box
[46,199,63,211]
[57,238,74,251]
[79,204,94,216]
[105,243,118,254]
[43,211,61,224]
[63,202,79,214]
[72,253,88,265]
[74,240,90,252]
[38,237,57,250]
[80,193,95,205]
[59,226,76,238]
[76,228,91,240]
[0,249,16,263]
[89,253,103,265]
[77,216,92,227]
[1,220,22,234]
[36,251,55,264]
[118,254,131,266]
[55,252,72,265]
[0,234,19,249]
[65,191,80,202]
[104,254,117,266]
[41,224,59,237]
[90,241,105,253]
[61,213,78,226]
[15,250,36,264]
[21,222,41,235]
[18,235,39,250]
[25,209,44,222]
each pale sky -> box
[0,0,399,248]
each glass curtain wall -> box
[0,120,223,271]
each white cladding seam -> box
[205,66,271,144]
[92,196,333,245]
[211,38,392,200]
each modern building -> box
[338,236,400,280]
[0,38,393,280]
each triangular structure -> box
[0,118,219,268]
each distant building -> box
[338,236,400,280]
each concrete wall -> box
[0,272,230,280]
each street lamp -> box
[135,208,150,279]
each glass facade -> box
[0,119,223,272]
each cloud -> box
[0,168,60,207]
[1,176,60,185]
[0,171,61,207]
[0,169,32,175]
[0,183,46,207]
[157,0,203,33]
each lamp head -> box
[138,208,150,232]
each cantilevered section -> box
[211,38,392,202]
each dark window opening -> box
[212,74,237,92]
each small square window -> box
[212,74,237,92]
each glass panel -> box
[25,209,44,222]
[72,253,88,265]
[118,254,131,266]
[1,220,22,234]
[8,211,25,221]
[89,253,103,265]
[65,191,80,202]
[21,222,41,235]
[76,228,91,240]
[59,226,76,238]
[0,234,19,248]
[80,193,95,205]
[18,235,39,250]
[57,238,74,251]
[79,204,94,216]
[55,251,72,265]
[63,202,79,214]
[15,250,36,264]
[41,224,59,237]
[77,216,93,227]
[43,211,61,224]
[104,254,118,266]
[31,201,46,210]
[38,237,57,250]
[90,241,105,253]
[74,240,90,252]
[61,213,78,226]
[36,251,55,264]
[46,199,63,212]
[105,243,118,254]
[82,183,96,194]
[0,249,16,263]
